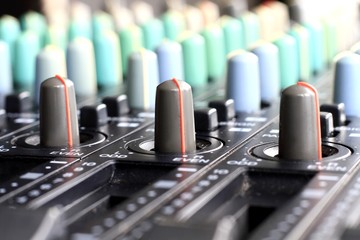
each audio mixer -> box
[1,0,360,239]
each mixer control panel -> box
[1,0,360,239]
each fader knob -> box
[40,75,79,148]
[155,79,196,154]
[278,82,322,160]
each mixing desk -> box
[1,0,360,239]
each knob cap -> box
[226,50,260,113]
[0,41,13,107]
[273,34,298,89]
[155,79,196,154]
[333,52,360,116]
[0,15,21,67]
[94,30,122,88]
[127,49,159,110]
[14,31,41,91]
[40,75,79,148]
[278,82,322,160]
[251,42,280,103]
[66,37,97,97]
[155,40,184,83]
[180,33,207,88]
[35,45,67,105]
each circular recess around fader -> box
[12,75,106,149]
[126,79,223,155]
[250,82,351,162]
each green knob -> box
[201,25,226,82]
[119,25,143,78]
[94,30,122,88]
[180,33,207,88]
[141,19,164,51]
[45,26,67,50]
[0,15,20,67]
[322,17,337,64]
[239,11,260,49]
[20,11,47,47]
[273,34,298,89]
[304,20,326,75]
[220,16,244,54]
[68,19,92,41]
[289,24,311,82]
[92,11,115,39]
[162,10,185,41]
[14,30,41,91]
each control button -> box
[92,11,115,38]
[251,42,280,103]
[208,99,235,122]
[194,108,218,132]
[66,37,97,97]
[320,103,346,127]
[119,25,143,78]
[5,92,32,113]
[289,24,311,82]
[239,11,260,48]
[45,26,67,50]
[94,29,122,88]
[20,11,47,46]
[68,2,92,41]
[127,49,159,110]
[40,75,79,148]
[0,109,5,128]
[102,95,129,117]
[220,16,244,54]
[141,19,164,51]
[278,82,322,160]
[304,20,326,75]
[80,104,108,128]
[155,40,184,83]
[201,25,226,82]
[333,52,360,116]
[0,15,20,67]
[34,45,67,105]
[14,31,41,91]
[273,34,298,89]
[226,50,260,113]
[155,79,196,154]
[0,41,12,107]
[162,10,185,41]
[320,112,334,138]
[180,33,207,88]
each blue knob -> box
[251,42,280,103]
[155,41,184,82]
[226,50,260,112]
[333,52,360,116]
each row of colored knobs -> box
[0,0,357,110]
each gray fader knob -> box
[40,75,80,148]
[278,82,322,160]
[155,79,196,154]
